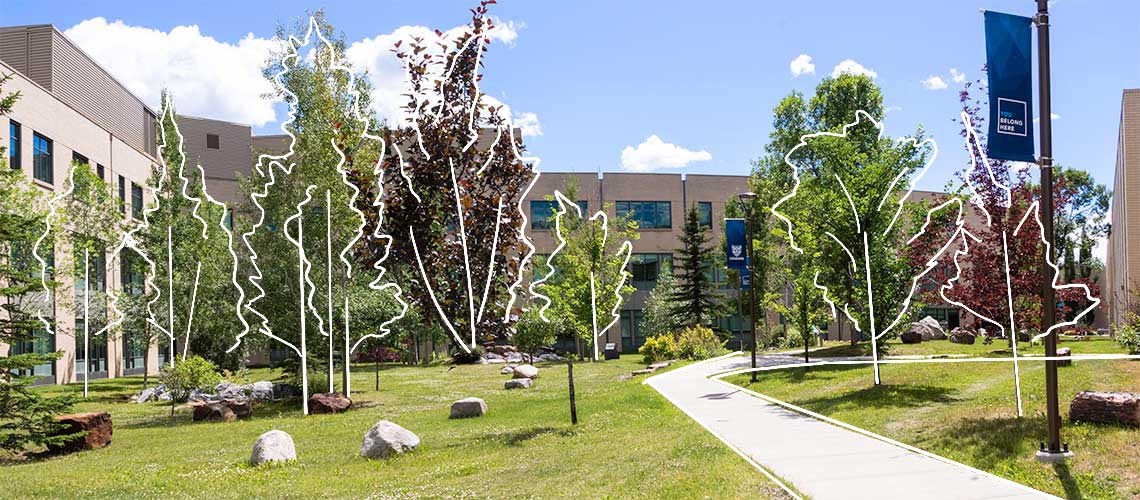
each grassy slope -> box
[7,356,787,498]
[727,357,1140,499]
[804,337,1128,358]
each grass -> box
[804,336,1129,359]
[5,355,789,498]
[725,356,1140,498]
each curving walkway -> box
[644,353,1051,500]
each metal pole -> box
[738,272,745,352]
[745,206,758,383]
[1036,0,1063,456]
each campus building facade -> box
[1107,89,1140,329]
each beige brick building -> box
[1107,89,1140,329]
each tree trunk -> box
[374,358,379,392]
[1069,391,1140,426]
[568,359,578,425]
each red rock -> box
[309,392,352,414]
[225,399,253,419]
[1057,347,1071,367]
[1070,391,1140,426]
[49,411,112,452]
[193,403,236,422]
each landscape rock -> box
[500,365,516,375]
[505,378,532,390]
[899,330,923,344]
[226,399,254,419]
[250,430,296,465]
[491,345,517,356]
[449,397,488,419]
[193,402,237,422]
[919,316,946,340]
[309,393,352,414]
[272,383,301,400]
[537,352,564,362]
[215,381,244,400]
[949,327,976,345]
[1069,391,1140,427]
[1018,330,1032,342]
[631,368,654,375]
[1057,347,1072,367]
[136,386,158,403]
[649,362,670,369]
[512,364,539,379]
[505,352,525,363]
[249,381,275,400]
[360,420,420,459]
[48,411,112,453]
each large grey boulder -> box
[360,420,420,459]
[250,430,296,465]
[136,387,158,403]
[904,316,945,341]
[249,381,275,400]
[449,397,488,419]
[215,381,244,400]
[537,352,564,362]
[500,365,516,375]
[512,364,539,379]
[505,378,532,390]
[950,327,976,345]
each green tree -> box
[640,261,678,339]
[0,73,79,454]
[668,205,725,329]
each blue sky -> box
[2,0,1137,193]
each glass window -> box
[206,133,220,150]
[576,200,588,214]
[616,201,671,229]
[96,164,104,180]
[118,175,126,214]
[32,132,53,184]
[10,328,54,379]
[530,200,557,230]
[698,202,712,228]
[9,121,20,170]
[630,253,672,290]
[131,183,143,219]
[72,152,89,166]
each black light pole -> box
[738,192,758,383]
[1035,0,1066,460]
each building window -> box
[620,310,646,352]
[630,253,672,290]
[224,209,234,230]
[131,183,143,218]
[616,201,671,229]
[96,164,105,180]
[530,199,589,230]
[698,202,712,228]
[206,133,220,150]
[118,175,126,214]
[10,328,54,379]
[9,121,20,170]
[144,111,157,156]
[32,133,53,184]
[72,152,89,166]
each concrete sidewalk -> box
[645,353,1050,499]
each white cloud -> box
[789,54,815,77]
[64,18,278,126]
[950,67,966,84]
[921,75,948,90]
[513,112,542,137]
[620,135,711,172]
[1033,113,1061,123]
[884,105,903,114]
[831,59,877,79]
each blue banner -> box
[984,11,1035,162]
[725,219,747,269]
[741,264,750,291]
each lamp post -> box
[738,191,758,383]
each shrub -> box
[159,356,222,402]
[451,345,485,365]
[640,334,678,364]
[1117,316,1140,355]
[676,325,726,361]
[514,309,559,361]
[0,351,80,454]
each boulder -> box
[899,330,923,344]
[505,352,525,363]
[649,362,670,369]
[193,402,237,422]
[272,383,301,400]
[631,369,654,375]
[360,420,420,459]
[136,387,158,403]
[48,411,112,453]
[215,381,244,400]
[449,397,488,419]
[1057,347,1072,367]
[250,430,296,465]
[537,352,564,362]
[309,393,352,414]
[249,381,275,400]
[505,378,532,390]
[903,316,944,341]
[500,365,516,375]
[978,327,989,338]
[226,399,254,419]
[949,327,976,345]
[491,345,517,356]
[512,364,539,379]
[1018,330,1032,342]
[1069,391,1140,427]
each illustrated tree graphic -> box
[773,110,957,384]
[362,2,541,355]
[533,190,635,361]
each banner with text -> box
[725,218,747,269]
[984,10,1035,162]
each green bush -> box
[639,334,678,364]
[514,309,559,361]
[159,356,222,402]
[676,325,726,361]
[1117,316,1140,355]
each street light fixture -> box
[737,191,758,383]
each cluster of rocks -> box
[480,345,565,364]
[251,420,422,465]
[135,380,299,404]
[900,316,947,344]
[501,363,538,389]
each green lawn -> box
[725,357,1140,498]
[6,356,788,498]
[804,337,1128,359]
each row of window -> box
[530,200,715,231]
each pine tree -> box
[669,205,723,328]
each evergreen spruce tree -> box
[668,205,723,328]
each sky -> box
[1,0,1136,196]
